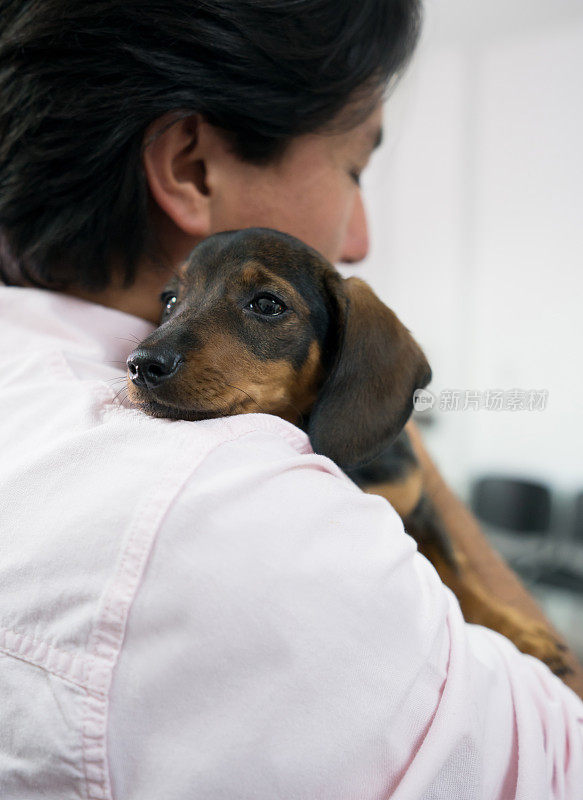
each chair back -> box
[471,476,552,534]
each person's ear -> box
[308,275,432,470]
[142,113,212,239]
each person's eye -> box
[349,169,362,187]
[160,291,178,319]
[246,293,288,316]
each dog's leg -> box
[416,540,572,677]
[352,436,572,677]
[363,475,571,676]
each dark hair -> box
[0,0,422,291]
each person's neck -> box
[64,215,199,322]
[65,263,175,324]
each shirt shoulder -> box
[109,428,432,799]
[107,427,583,800]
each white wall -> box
[341,0,583,500]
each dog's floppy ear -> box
[308,275,431,470]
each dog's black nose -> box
[127,347,184,389]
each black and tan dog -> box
[126,227,569,676]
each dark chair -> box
[471,476,552,533]
[536,491,583,593]
[471,476,583,594]
[470,475,553,580]
[573,491,583,545]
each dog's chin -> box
[127,385,228,422]
[138,399,222,422]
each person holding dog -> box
[0,2,582,798]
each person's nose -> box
[339,191,369,264]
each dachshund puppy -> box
[127,227,430,465]
[127,227,453,563]
[126,227,569,676]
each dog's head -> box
[127,227,431,469]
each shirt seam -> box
[0,625,103,694]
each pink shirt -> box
[1,284,582,800]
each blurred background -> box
[339,0,583,656]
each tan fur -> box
[180,332,296,414]
[363,469,424,518]
[238,260,312,318]
[412,541,571,675]
[284,340,324,421]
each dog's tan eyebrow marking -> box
[178,260,191,279]
[178,261,212,301]
[238,260,311,316]
[239,261,279,286]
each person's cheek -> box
[263,183,344,261]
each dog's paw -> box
[502,620,573,677]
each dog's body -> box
[126,227,569,676]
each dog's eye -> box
[160,292,178,319]
[247,294,287,316]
